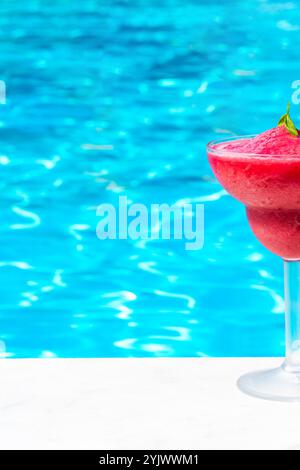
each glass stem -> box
[284,261,300,372]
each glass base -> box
[237,365,300,402]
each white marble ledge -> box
[0,357,299,450]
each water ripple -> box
[10,206,41,230]
[0,0,292,357]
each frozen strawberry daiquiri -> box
[207,104,300,401]
[208,108,300,260]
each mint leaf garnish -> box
[278,102,298,136]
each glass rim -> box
[206,134,300,159]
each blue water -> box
[0,0,297,358]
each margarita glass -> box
[207,110,300,401]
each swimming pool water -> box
[0,0,297,357]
